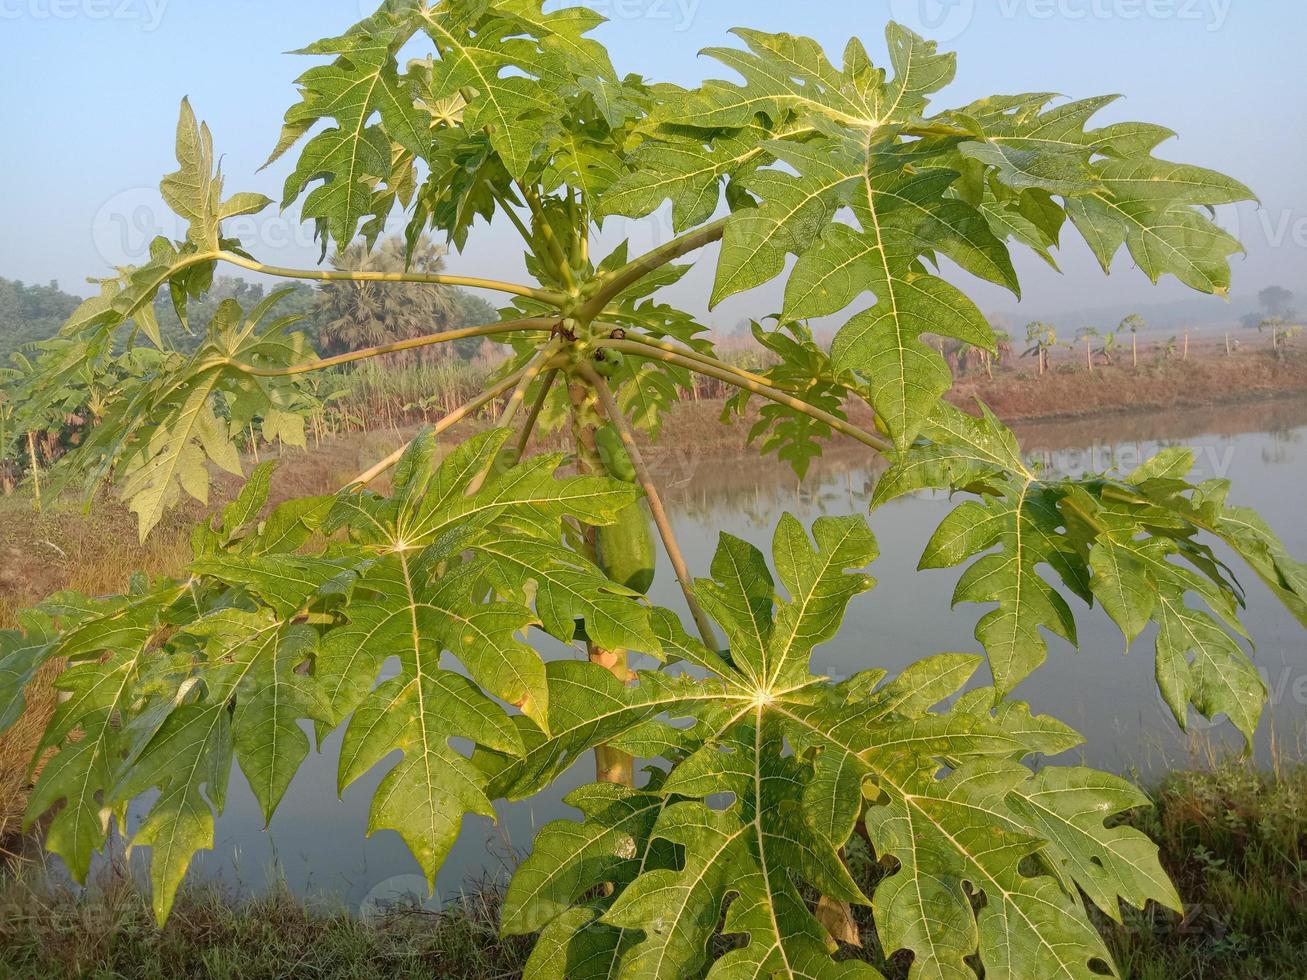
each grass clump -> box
[0,864,533,979]
[1102,763,1307,979]
[2,762,1304,979]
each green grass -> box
[0,865,533,979]
[2,761,1304,979]
[1101,764,1307,979]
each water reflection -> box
[129,396,1307,910]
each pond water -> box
[107,396,1307,913]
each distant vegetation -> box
[0,278,82,361]
[1243,285,1298,331]
[0,237,516,485]
[1,238,500,364]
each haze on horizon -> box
[1,0,1303,332]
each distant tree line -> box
[1242,285,1297,330]
[0,235,501,364]
[0,278,83,360]
[1241,285,1303,353]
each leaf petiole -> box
[594,338,893,455]
[578,217,730,320]
[241,318,556,377]
[216,251,568,306]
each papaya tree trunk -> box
[1132,333,1138,367]
[568,381,635,787]
[26,431,41,511]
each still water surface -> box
[115,397,1307,912]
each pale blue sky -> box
[1,0,1304,326]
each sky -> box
[1,0,1304,330]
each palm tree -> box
[1120,313,1146,368]
[317,236,461,361]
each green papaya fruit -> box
[592,348,625,379]
[594,425,637,483]
[597,500,657,595]
[488,446,518,481]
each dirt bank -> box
[947,347,1307,424]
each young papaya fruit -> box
[597,500,656,595]
[594,424,637,483]
[592,348,625,379]
[487,445,518,481]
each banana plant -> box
[1259,315,1304,354]
[3,6,1305,978]
[1023,321,1058,376]
[1098,330,1119,365]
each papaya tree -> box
[1121,312,1146,368]
[1076,326,1099,373]
[3,6,1306,978]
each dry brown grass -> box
[0,502,197,851]
[0,660,59,855]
